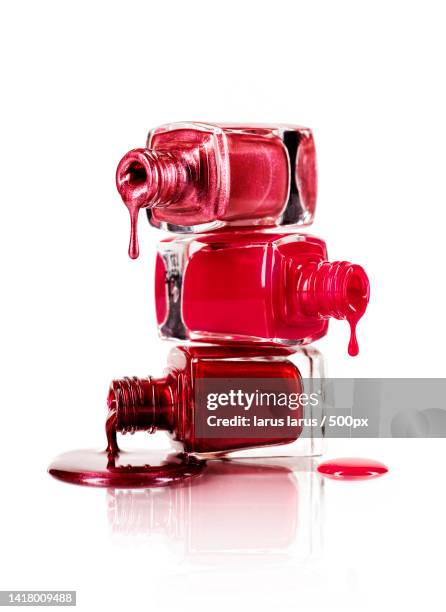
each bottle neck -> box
[116,148,188,259]
[297,261,369,320]
[107,375,176,435]
[295,260,370,356]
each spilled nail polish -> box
[317,457,388,480]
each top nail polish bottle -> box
[116,122,317,258]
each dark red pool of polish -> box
[48,449,205,488]
[317,458,388,480]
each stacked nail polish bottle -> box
[48,123,370,488]
[110,122,370,462]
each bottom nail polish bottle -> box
[107,344,325,458]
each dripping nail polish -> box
[106,345,323,458]
[48,344,325,488]
[155,231,370,356]
[116,122,317,258]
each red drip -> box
[105,409,119,455]
[317,458,388,480]
[116,149,157,260]
[298,261,369,356]
[347,312,360,357]
[128,208,140,260]
[116,148,187,260]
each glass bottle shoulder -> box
[160,230,327,258]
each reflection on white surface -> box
[107,457,324,563]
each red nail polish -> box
[107,345,324,458]
[317,457,388,480]
[155,231,370,356]
[48,347,324,488]
[116,123,317,258]
[48,449,205,488]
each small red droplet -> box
[317,457,388,480]
[347,315,359,356]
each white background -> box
[1,1,445,610]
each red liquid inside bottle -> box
[155,231,370,356]
[116,122,317,258]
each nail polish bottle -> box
[107,345,325,458]
[155,230,370,356]
[116,122,317,258]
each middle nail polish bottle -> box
[155,230,369,356]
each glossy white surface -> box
[1,440,444,611]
